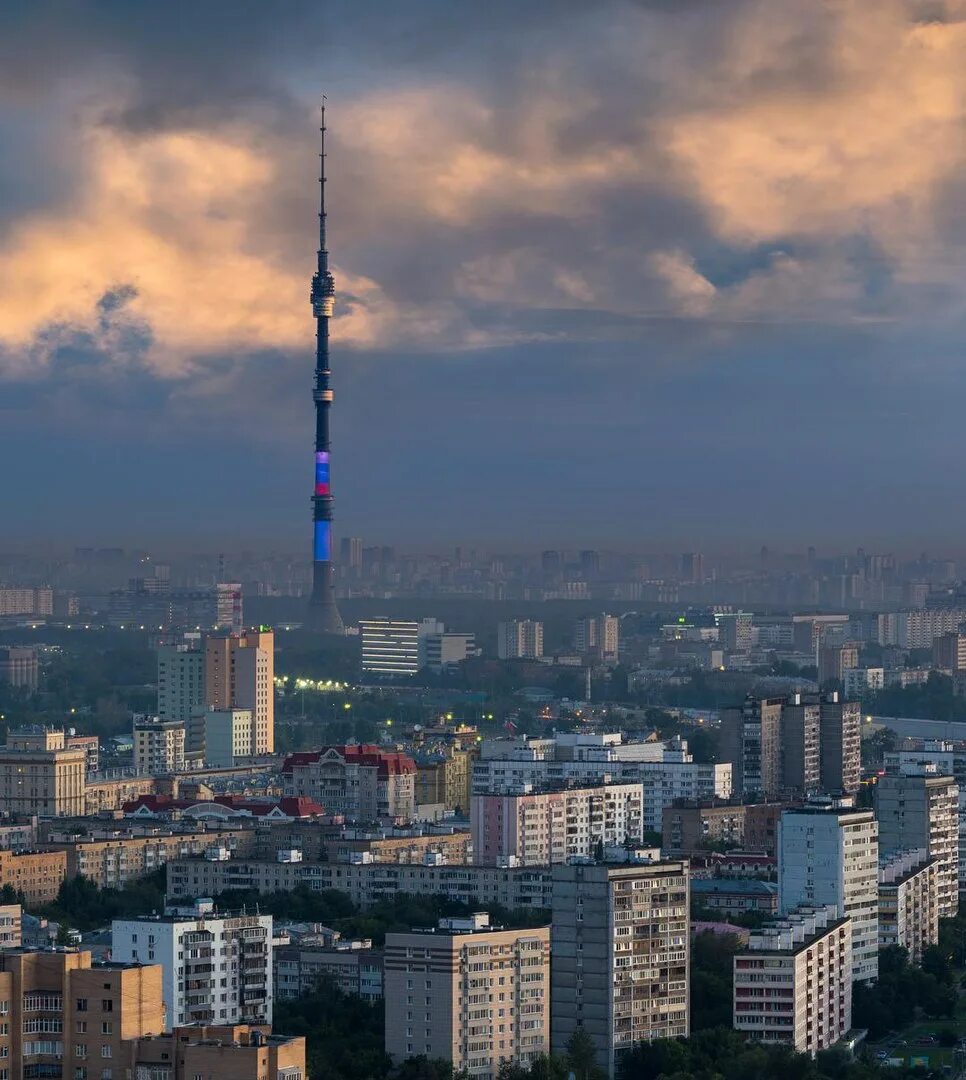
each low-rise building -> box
[691,878,779,914]
[878,849,939,965]
[385,914,550,1078]
[129,1024,305,1080]
[733,905,852,1056]
[274,929,383,1001]
[53,830,232,889]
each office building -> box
[719,697,784,797]
[715,612,754,653]
[471,783,646,867]
[733,905,852,1056]
[420,631,476,674]
[133,715,186,775]
[551,861,689,1077]
[199,629,274,757]
[781,693,821,795]
[875,768,959,917]
[112,901,273,1030]
[384,914,550,1077]
[131,1024,305,1080]
[359,618,441,677]
[778,802,879,983]
[215,583,244,634]
[818,644,859,686]
[878,849,939,965]
[497,620,544,660]
[0,726,86,817]
[203,708,256,767]
[0,646,39,690]
[282,745,417,822]
[0,948,165,1076]
[574,614,619,663]
[819,694,861,795]
[933,633,966,672]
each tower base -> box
[306,599,344,635]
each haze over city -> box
[1,0,965,551]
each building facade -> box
[819,694,862,795]
[112,904,273,1031]
[133,716,186,776]
[733,905,852,1056]
[282,745,416,823]
[719,697,784,797]
[778,803,879,983]
[130,1024,304,1080]
[878,849,939,965]
[551,861,689,1077]
[384,915,550,1079]
[0,727,87,817]
[497,620,544,660]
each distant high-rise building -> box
[540,550,561,580]
[719,696,784,797]
[551,861,689,1076]
[0,646,39,690]
[419,631,476,673]
[580,549,601,580]
[715,611,754,652]
[384,914,550,1077]
[818,643,859,685]
[680,552,704,584]
[878,849,939,965]
[340,536,363,569]
[933,632,966,672]
[497,619,544,660]
[197,629,274,759]
[781,693,821,795]
[875,769,959,918]
[359,618,443,676]
[215,582,243,634]
[778,802,879,983]
[574,614,619,662]
[157,641,205,730]
[819,693,861,794]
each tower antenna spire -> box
[307,94,344,634]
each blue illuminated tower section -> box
[307,100,344,634]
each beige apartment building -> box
[879,849,939,965]
[0,727,87,817]
[54,832,225,890]
[0,905,21,949]
[133,716,186,776]
[733,906,852,1056]
[385,914,550,1079]
[0,848,68,904]
[199,630,275,757]
[0,948,165,1079]
[129,1024,305,1080]
[551,861,689,1077]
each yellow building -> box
[129,1024,305,1080]
[0,727,86,817]
[0,848,68,904]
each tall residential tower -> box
[307,101,344,634]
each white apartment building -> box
[778,803,879,983]
[112,901,273,1031]
[471,783,646,866]
[843,667,885,697]
[384,914,550,1078]
[878,849,939,965]
[497,620,544,660]
[551,861,689,1078]
[875,767,959,917]
[133,715,186,776]
[878,609,966,648]
[733,905,852,1056]
[472,735,730,832]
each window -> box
[76,1000,88,1012]
[76,1023,87,1034]
[101,1023,112,1036]
[101,1001,113,1013]
[75,1045,88,1059]
[101,1047,112,1059]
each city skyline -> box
[2,1,966,550]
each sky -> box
[1,0,966,555]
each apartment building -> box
[156,642,205,730]
[472,783,645,867]
[200,630,275,758]
[415,748,474,814]
[384,914,550,1079]
[167,857,554,911]
[0,948,164,1080]
[274,935,383,1001]
[780,694,821,795]
[321,831,473,867]
[551,861,689,1078]
[497,620,544,660]
[0,905,21,949]
[112,902,273,1031]
[0,727,87,817]
[661,801,746,854]
[718,697,784,797]
[878,849,939,965]
[133,716,186,776]
[733,905,852,1056]
[472,735,730,832]
[129,1024,305,1080]
[0,848,68,904]
[282,745,417,823]
[778,803,879,983]
[819,694,861,795]
[54,832,224,890]
[875,768,959,917]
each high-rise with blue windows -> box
[308,101,344,634]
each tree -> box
[565,1027,605,1080]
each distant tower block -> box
[307,99,344,634]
